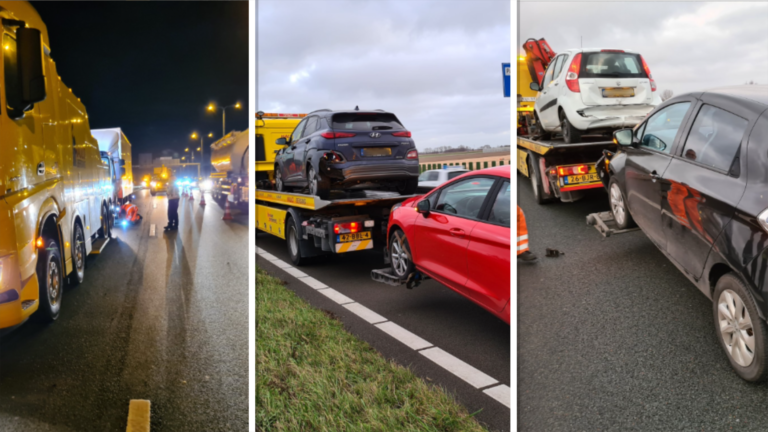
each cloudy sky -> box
[257,0,511,151]
[519,2,768,96]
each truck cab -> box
[255,112,305,186]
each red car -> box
[386,165,511,323]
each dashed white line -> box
[483,384,511,408]
[316,288,355,305]
[149,224,156,237]
[343,302,388,325]
[419,347,498,389]
[375,321,433,351]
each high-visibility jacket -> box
[517,206,529,255]
[121,203,141,223]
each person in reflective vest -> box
[120,202,142,223]
[518,206,537,262]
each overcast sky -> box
[257,0,511,151]
[519,2,768,96]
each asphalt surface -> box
[257,233,511,431]
[0,189,248,431]
[518,176,768,431]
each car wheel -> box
[286,216,306,266]
[275,167,288,192]
[528,153,552,205]
[533,112,551,140]
[608,178,635,229]
[308,166,330,200]
[397,178,418,196]
[714,273,768,382]
[71,222,86,285]
[389,229,414,279]
[36,238,63,322]
[560,111,582,144]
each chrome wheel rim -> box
[610,183,626,226]
[391,237,409,277]
[276,170,283,191]
[75,227,84,273]
[309,168,317,196]
[48,260,61,306]
[718,289,755,367]
[289,226,298,257]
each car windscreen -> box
[579,52,647,79]
[332,113,404,131]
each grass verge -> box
[256,266,488,432]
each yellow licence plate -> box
[339,232,371,242]
[602,87,635,98]
[566,173,599,184]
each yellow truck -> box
[0,2,112,329]
[255,111,304,185]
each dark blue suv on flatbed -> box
[274,109,420,199]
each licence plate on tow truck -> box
[565,173,599,184]
[338,232,372,242]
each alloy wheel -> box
[276,170,283,191]
[75,226,85,273]
[309,168,317,196]
[48,260,61,306]
[718,289,756,367]
[610,183,626,226]
[391,237,409,277]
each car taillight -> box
[565,53,582,93]
[406,149,418,160]
[392,131,411,137]
[334,222,360,234]
[321,131,356,139]
[640,55,656,92]
[557,164,589,176]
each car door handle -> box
[449,228,466,237]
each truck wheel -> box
[713,273,768,382]
[528,154,552,205]
[286,216,306,266]
[560,111,582,144]
[150,190,157,197]
[308,166,330,200]
[98,205,110,239]
[397,178,418,195]
[36,238,63,322]
[609,178,635,229]
[71,222,86,285]
[389,229,414,279]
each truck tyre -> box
[560,111,582,144]
[308,166,330,200]
[389,229,415,279]
[150,190,156,197]
[608,178,635,229]
[98,204,110,239]
[713,273,768,382]
[528,153,552,205]
[36,238,63,322]
[286,216,307,266]
[397,178,418,196]
[71,222,86,285]
[533,111,551,141]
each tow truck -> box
[255,112,414,265]
[517,38,616,203]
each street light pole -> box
[208,102,241,137]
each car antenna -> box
[354,105,359,111]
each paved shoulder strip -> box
[256,253,510,409]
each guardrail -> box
[419,159,509,173]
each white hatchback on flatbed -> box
[531,48,662,143]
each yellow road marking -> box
[126,399,151,432]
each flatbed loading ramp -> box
[256,189,413,265]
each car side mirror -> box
[416,199,430,216]
[17,27,46,108]
[276,137,287,145]
[529,82,540,92]
[613,129,634,147]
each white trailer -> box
[92,128,133,202]
[210,129,249,205]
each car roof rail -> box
[308,109,332,115]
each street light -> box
[191,131,215,177]
[207,101,242,137]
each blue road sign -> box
[502,62,511,97]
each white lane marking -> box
[149,224,156,237]
[283,267,308,279]
[343,302,388,325]
[419,347,498,389]
[375,321,433,351]
[153,201,157,209]
[126,399,151,432]
[258,252,281,262]
[270,259,293,270]
[316,288,355,305]
[256,247,265,254]
[297,276,328,290]
[483,384,511,408]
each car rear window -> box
[580,52,647,79]
[332,113,404,131]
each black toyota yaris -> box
[273,109,420,199]
[597,85,768,382]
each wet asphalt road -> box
[0,189,248,431]
[257,234,511,432]
[517,176,768,431]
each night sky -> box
[31,1,249,165]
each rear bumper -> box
[327,162,420,184]
[572,104,656,131]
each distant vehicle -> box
[598,85,768,382]
[93,128,133,203]
[211,129,249,205]
[149,173,169,196]
[418,167,469,189]
[386,165,511,324]
[0,2,113,329]
[273,109,420,199]
[530,48,662,143]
